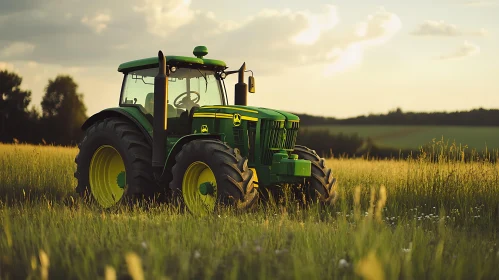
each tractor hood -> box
[194,105,300,122]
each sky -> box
[0,0,498,118]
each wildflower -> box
[402,242,412,253]
[338,259,350,268]
[141,241,147,250]
[194,250,201,259]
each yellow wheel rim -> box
[89,145,126,208]
[182,161,217,215]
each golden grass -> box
[1,143,498,279]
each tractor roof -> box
[117,46,227,73]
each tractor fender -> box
[160,134,222,182]
[81,107,153,145]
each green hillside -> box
[304,125,499,151]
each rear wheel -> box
[170,139,258,215]
[293,145,337,205]
[74,117,156,209]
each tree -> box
[0,70,33,143]
[41,75,88,145]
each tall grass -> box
[0,144,77,202]
[1,143,499,279]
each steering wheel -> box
[173,91,200,108]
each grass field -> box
[303,125,499,151]
[1,143,499,279]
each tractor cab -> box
[120,67,226,135]
[118,46,229,136]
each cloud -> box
[0,42,35,58]
[291,5,339,45]
[437,41,480,60]
[81,13,111,34]
[0,0,146,66]
[163,7,332,72]
[133,0,195,37]
[175,6,401,77]
[323,7,402,76]
[411,20,488,37]
[0,1,406,118]
[0,1,401,78]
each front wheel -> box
[169,139,258,215]
[293,145,337,205]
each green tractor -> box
[74,46,336,215]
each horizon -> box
[1,0,498,119]
[294,106,499,119]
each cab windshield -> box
[120,67,225,117]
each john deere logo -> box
[233,114,241,126]
[201,125,208,133]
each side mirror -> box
[248,76,255,93]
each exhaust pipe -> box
[152,51,168,177]
[234,62,247,106]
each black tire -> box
[169,139,258,214]
[74,117,156,208]
[293,145,337,204]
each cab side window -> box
[121,69,155,115]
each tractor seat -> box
[144,92,178,118]
[179,105,199,120]
[145,93,154,114]
[167,104,178,118]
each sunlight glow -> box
[291,5,339,45]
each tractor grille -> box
[233,127,245,156]
[260,120,299,165]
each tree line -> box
[0,70,87,146]
[296,107,499,126]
